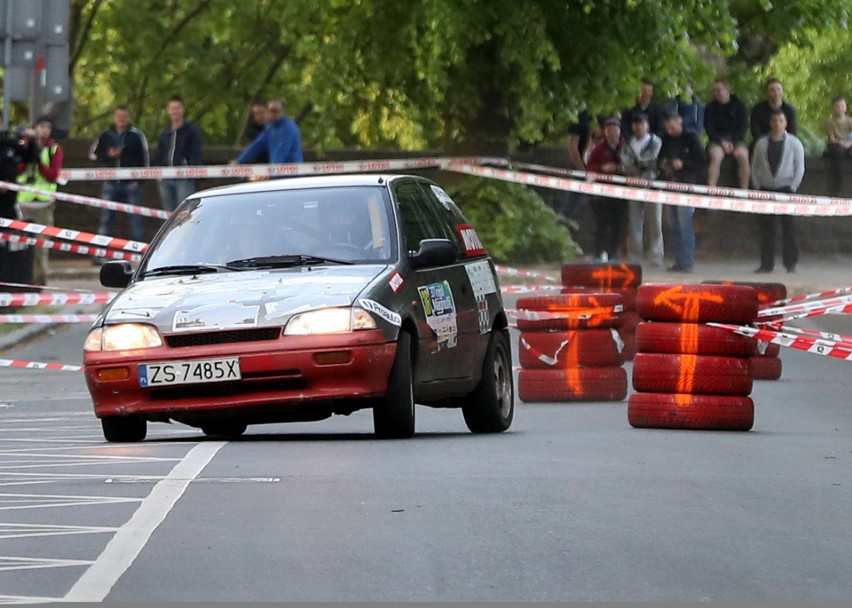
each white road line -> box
[0,522,118,540]
[0,594,63,604]
[64,441,225,602]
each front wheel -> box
[373,331,415,439]
[462,328,514,433]
[101,416,146,443]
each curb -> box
[0,323,55,352]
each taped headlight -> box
[284,307,377,335]
[83,324,164,352]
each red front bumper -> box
[83,329,396,419]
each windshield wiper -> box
[142,264,231,277]
[225,254,353,269]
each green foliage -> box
[446,177,580,264]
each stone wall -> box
[50,140,851,260]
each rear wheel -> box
[101,416,146,443]
[201,422,248,439]
[463,329,514,433]
[373,331,415,439]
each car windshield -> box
[142,186,396,275]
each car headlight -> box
[284,307,377,335]
[84,324,164,352]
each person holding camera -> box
[15,116,64,285]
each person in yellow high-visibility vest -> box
[16,116,64,285]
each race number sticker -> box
[456,224,486,257]
[358,298,402,326]
[465,261,497,334]
[418,281,458,348]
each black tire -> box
[463,329,514,433]
[373,331,415,439]
[201,422,248,439]
[101,416,146,443]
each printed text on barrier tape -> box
[762,286,852,309]
[0,291,115,307]
[758,294,852,318]
[495,265,560,283]
[0,180,172,220]
[710,323,852,362]
[512,161,852,208]
[0,313,99,324]
[0,231,143,262]
[57,156,509,182]
[764,303,852,324]
[759,323,852,346]
[0,217,149,254]
[0,358,82,372]
[446,163,852,217]
[500,285,564,294]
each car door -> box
[393,179,467,384]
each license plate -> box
[138,357,241,387]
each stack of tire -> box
[516,292,628,403]
[560,263,643,360]
[704,280,786,381]
[628,283,760,431]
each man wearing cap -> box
[658,111,706,273]
[585,117,627,262]
[620,112,663,267]
[16,116,64,285]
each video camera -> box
[0,129,38,219]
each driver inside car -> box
[319,198,375,254]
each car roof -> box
[189,173,421,199]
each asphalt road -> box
[1,318,851,602]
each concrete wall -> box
[51,140,851,260]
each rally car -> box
[83,174,513,441]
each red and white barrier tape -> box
[0,280,107,293]
[0,230,143,262]
[763,286,852,309]
[495,265,560,283]
[0,313,99,324]
[758,294,852,318]
[0,180,171,220]
[57,156,509,183]
[0,217,149,254]
[710,323,852,361]
[0,358,82,372]
[507,305,624,322]
[513,161,852,208]
[759,323,852,346]
[446,163,852,217]
[500,284,563,294]
[0,290,114,307]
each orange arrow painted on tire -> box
[653,286,724,322]
[590,264,637,289]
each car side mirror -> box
[100,261,133,288]
[409,239,457,269]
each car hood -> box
[101,265,389,334]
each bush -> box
[446,177,581,264]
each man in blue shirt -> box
[235,99,303,165]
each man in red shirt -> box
[585,117,627,262]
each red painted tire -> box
[516,293,624,331]
[616,310,642,361]
[635,322,757,357]
[755,342,781,358]
[703,280,787,307]
[751,355,782,380]
[632,352,753,396]
[519,330,624,369]
[561,286,637,310]
[628,392,754,431]
[637,283,759,324]
[619,333,638,362]
[518,368,628,402]
[561,263,643,289]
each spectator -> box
[154,95,204,212]
[823,95,852,196]
[585,117,627,262]
[552,109,594,223]
[620,112,664,267]
[242,101,269,164]
[89,105,150,262]
[705,78,750,189]
[663,81,705,135]
[235,98,303,166]
[751,109,805,274]
[750,78,798,144]
[15,116,64,285]
[622,78,665,137]
[658,111,707,273]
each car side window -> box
[394,181,453,254]
[416,182,475,257]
